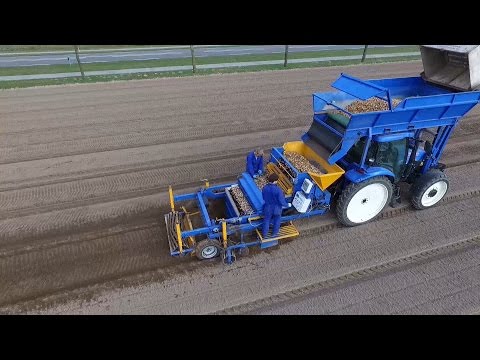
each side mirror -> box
[424,141,433,156]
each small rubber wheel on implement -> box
[411,169,449,210]
[195,239,222,260]
[237,247,249,257]
[336,176,393,227]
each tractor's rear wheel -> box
[411,170,449,210]
[336,176,393,227]
[195,239,221,260]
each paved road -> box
[0,52,420,81]
[0,45,406,67]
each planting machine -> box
[165,45,480,264]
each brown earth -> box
[1,62,480,314]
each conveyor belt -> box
[305,119,342,161]
[225,186,241,217]
[227,184,254,216]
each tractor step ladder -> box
[256,221,299,249]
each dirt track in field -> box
[1,62,480,314]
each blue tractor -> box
[165,45,480,264]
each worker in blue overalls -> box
[262,173,291,238]
[246,149,264,178]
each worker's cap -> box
[255,149,264,156]
[267,173,279,183]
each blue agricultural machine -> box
[165,45,480,264]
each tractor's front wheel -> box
[336,176,393,227]
[411,170,449,210]
[195,239,221,260]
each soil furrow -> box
[1,61,479,314]
[16,193,480,315]
[0,115,309,164]
[0,128,304,190]
[0,171,479,311]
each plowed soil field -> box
[1,62,479,314]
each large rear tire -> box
[336,176,393,227]
[411,170,449,210]
[195,239,221,260]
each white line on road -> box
[203,48,263,53]
[289,45,323,48]
[80,51,184,59]
[0,57,66,63]
[128,58,175,61]
[226,52,255,55]
[0,51,185,64]
[0,45,230,57]
[199,51,283,57]
[13,57,187,66]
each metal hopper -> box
[420,45,480,91]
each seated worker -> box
[246,149,264,178]
[262,173,291,238]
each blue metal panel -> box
[374,132,415,142]
[260,240,278,249]
[443,103,478,118]
[174,193,197,202]
[327,137,358,165]
[271,147,301,178]
[174,182,235,202]
[413,107,451,121]
[369,77,445,97]
[270,147,285,164]
[345,167,395,183]
[224,194,236,218]
[171,248,194,256]
[345,109,460,135]
[196,192,212,227]
[313,75,480,143]
[227,242,261,251]
[182,227,213,238]
[402,94,456,108]
[312,94,330,114]
[331,73,388,100]
[238,173,264,212]
[205,183,236,191]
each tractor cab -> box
[344,133,412,181]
